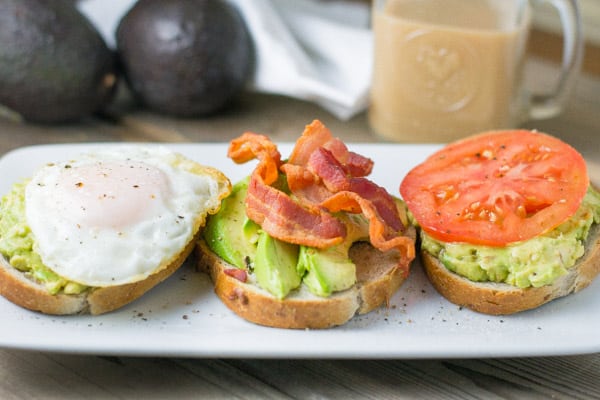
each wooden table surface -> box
[0,57,599,399]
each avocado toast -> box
[197,120,416,328]
[400,130,600,314]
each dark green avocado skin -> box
[0,0,117,123]
[116,0,253,117]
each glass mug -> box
[368,0,583,143]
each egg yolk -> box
[56,161,171,229]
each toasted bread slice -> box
[0,159,231,316]
[421,222,600,315]
[0,232,200,315]
[196,227,415,329]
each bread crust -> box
[0,232,199,315]
[421,222,600,315]
[196,227,415,329]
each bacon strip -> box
[228,131,346,249]
[300,147,413,259]
[287,120,373,177]
[229,132,281,185]
[224,268,248,282]
[287,120,333,165]
[227,120,414,262]
[320,184,415,261]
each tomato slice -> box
[399,130,589,246]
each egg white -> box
[24,146,228,287]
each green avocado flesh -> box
[254,231,301,299]
[203,178,258,270]
[421,186,600,288]
[0,181,88,295]
[203,178,366,299]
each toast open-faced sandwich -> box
[400,130,600,315]
[0,146,231,315]
[198,120,416,328]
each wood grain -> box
[2,353,600,399]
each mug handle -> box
[528,0,584,119]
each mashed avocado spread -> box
[0,181,87,295]
[421,186,600,288]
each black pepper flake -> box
[244,256,254,272]
[133,185,139,188]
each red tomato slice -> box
[399,130,589,246]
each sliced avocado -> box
[254,231,301,299]
[204,179,373,299]
[203,178,256,270]
[242,216,260,246]
[299,214,369,297]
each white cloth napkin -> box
[78,0,373,120]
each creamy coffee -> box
[369,0,531,142]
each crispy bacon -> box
[229,132,281,185]
[227,120,415,262]
[245,173,346,248]
[224,268,248,282]
[287,120,373,177]
[301,146,413,260]
[287,120,333,165]
[320,185,415,260]
[228,131,346,249]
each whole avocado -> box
[116,0,253,117]
[0,0,117,123]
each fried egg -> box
[24,146,230,287]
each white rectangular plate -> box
[1,143,598,359]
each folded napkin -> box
[78,0,373,120]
